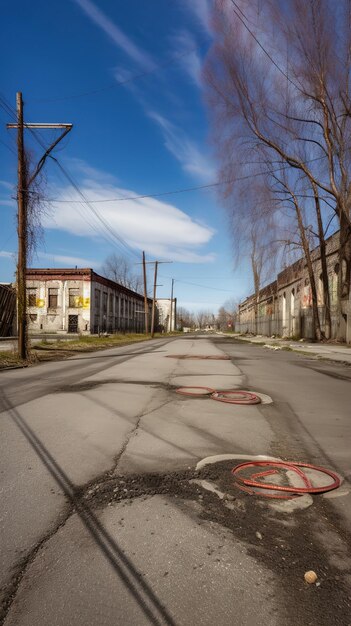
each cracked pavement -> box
[0,335,351,625]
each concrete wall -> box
[26,277,91,334]
[156,298,177,332]
[237,231,351,342]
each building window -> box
[48,288,58,308]
[27,288,36,306]
[69,288,80,307]
[29,313,37,322]
[103,292,108,314]
[95,289,101,309]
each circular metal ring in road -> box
[211,390,261,405]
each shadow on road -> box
[0,389,177,626]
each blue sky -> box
[0,0,251,312]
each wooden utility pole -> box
[7,93,72,360]
[142,251,149,334]
[169,278,174,332]
[16,92,27,360]
[151,261,158,339]
[136,258,172,338]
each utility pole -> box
[7,92,72,360]
[136,259,172,338]
[142,251,149,334]
[150,261,158,339]
[16,93,26,360]
[149,261,173,337]
[169,278,175,333]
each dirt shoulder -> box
[0,332,180,370]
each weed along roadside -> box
[0,332,181,370]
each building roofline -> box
[26,268,152,303]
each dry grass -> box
[0,332,181,369]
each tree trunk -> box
[293,197,323,341]
[336,210,351,340]
[312,183,331,340]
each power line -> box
[229,0,303,94]
[30,45,202,103]
[1,93,51,152]
[50,157,140,260]
[160,276,234,292]
[43,153,332,204]
[0,137,16,156]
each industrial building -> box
[237,231,351,342]
[25,268,152,335]
[156,298,177,332]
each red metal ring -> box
[211,390,261,405]
[231,460,341,498]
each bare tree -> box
[101,253,143,293]
[195,309,214,329]
[177,307,195,329]
[205,0,351,339]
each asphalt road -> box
[0,335,350,626]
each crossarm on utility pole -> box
[27,125,72,186]
[6,93,73,360]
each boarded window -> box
[27,288,36,306]
[48,288,58,308]
[69,288,80,307]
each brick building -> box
[26,268,152,334]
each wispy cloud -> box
[183,0,212,35]
[35,252,100,267]
[147,111,215,182]
[43,163,215,264]
[0,181,13,190]
[0,251,14,258]
[0,249,99,269]
[171,30,203,87]
[73,0,155,70]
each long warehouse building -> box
[26,268,152,335]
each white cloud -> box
[35,252,99,267]
[148,111,215,182]
[0,181,13,190]
[0,251,14,258]
[183,0,212,35]
[44,168,215,264]
[65,158,118,185]
[0,249,99,269]
[171,30,203,87]
[73,0,155,70]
